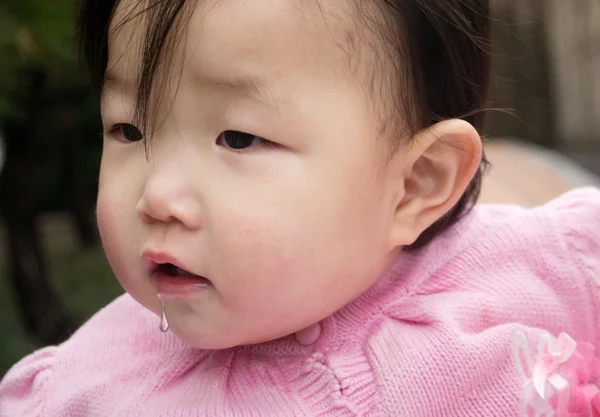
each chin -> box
[175,326,290,350]
[172,329,243,350]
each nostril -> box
[136,180,202,228]
[137,201,156,223]
[136,199,150,220]
[136,198,174,224]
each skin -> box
[98,0,482,349]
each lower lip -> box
[153,274,210,296]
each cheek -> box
[209,214,331,335]
[97,191,128,281]
[96,151,144,261]
[96,179,147,301]
[96,186,118,253]
[207,176,387,317]
[210,206,311,298]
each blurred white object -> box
[480,139,600,207]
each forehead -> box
[105,0,370,96]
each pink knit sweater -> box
[1,188,599,416]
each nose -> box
[136,165,203,230]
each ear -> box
[388,119,483,247]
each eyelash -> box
[105,124,277,152]
[216,130,277,152]
[106,123,144,143]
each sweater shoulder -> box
[0,294,203,416]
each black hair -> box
[76,0,491,250]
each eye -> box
[108,123,143,142]
[216,130,274,151]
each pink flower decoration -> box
[513,331,600,417]
[532,333,577,400]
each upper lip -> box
[141,249,199,276]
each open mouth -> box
[150,262,211,295]
[154,263,205,279]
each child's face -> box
[98,0,405,348]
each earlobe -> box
[388,119,483,248]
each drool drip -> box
[158,294,169,332]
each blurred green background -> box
[0,0,599,377]
[0,0,122,376]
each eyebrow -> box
[102,69,292,109]
[199,73,292,109]
[102,72,125,92]
[101,70,135,103]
